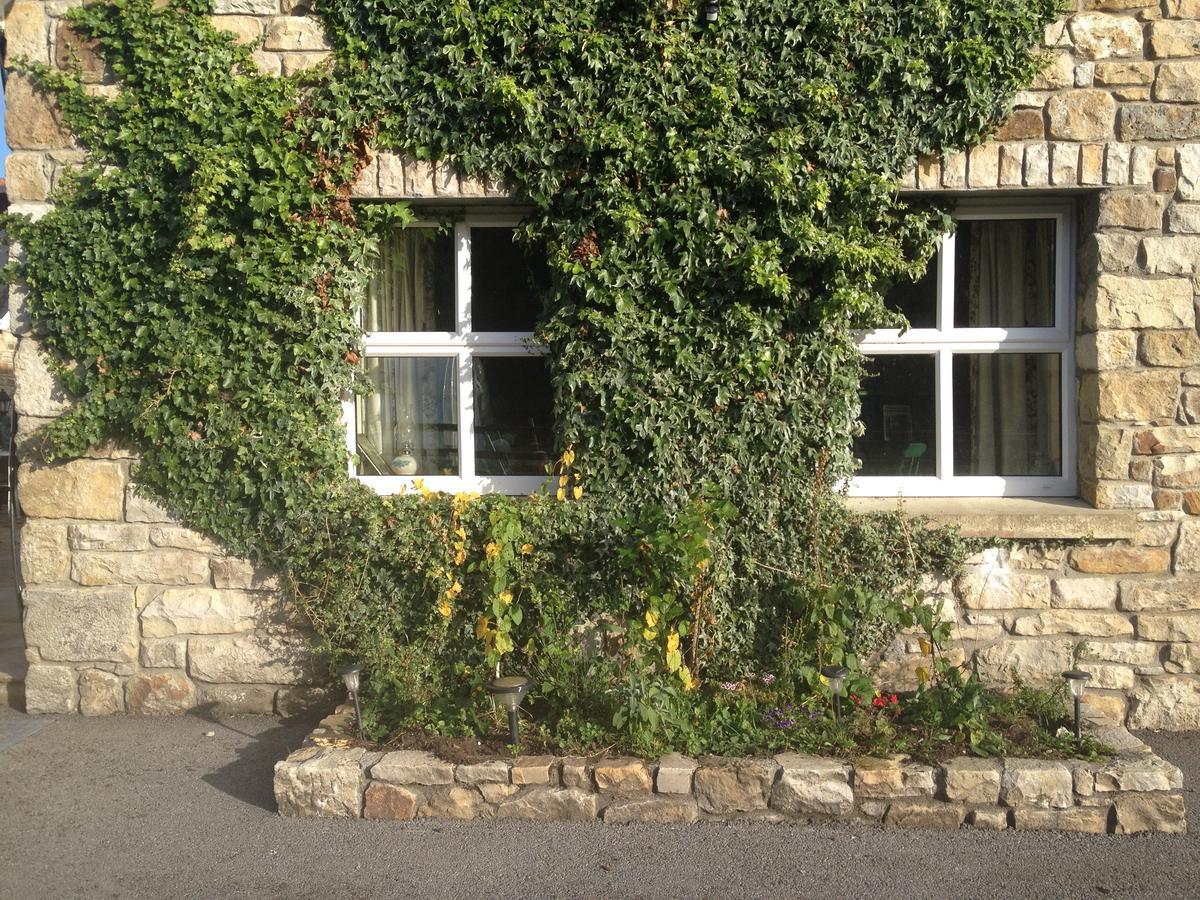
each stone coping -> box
[274,705,1185,834]
[844,497,1139,541]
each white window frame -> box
[848,200,1076,498]
[344,215,549,495]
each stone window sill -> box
[844,497,1138,541]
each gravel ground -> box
[0,708,1197,900]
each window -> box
[345,218,554,494]
[850,203,1075,497]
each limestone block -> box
[1098,192,1164,230]
[1141,331,1200,368]
[1119,105,1200,141]
[954,570,1050,610]
[510,755,557,785]
[770,755,853,817]
[1096,61,1154,86]
[5,74,72,150]
[1155,455,1200,488]
[851,756,905,800]
[559,757,592,789]
[212,0,277,12]
[140,587,258,637]
[24,586,137,663]
[78,669,123,716]
[975,639,1075,683]
[655,753,698,794]
[1165,642,1200,673]
[1148,19,1200,57]
[1080,143,1105,185]
[13,339,71,418]
[197,683,276,715]
[1166,0,1200,15]
[363,782,417,820]
[603,796,699,824]
[1168,202,1200,234]
[1135,613,1200,641]
[1070,13,1143,59]
[210,557,281,590]
[20,522,70,584]
[140,638,186,669]
[1096,754,1183,792]
[495,788,599,822]
[6,3,49,66]
[1142,236,1200,274]
[1050,142,1079,185]
[478,783,521,803]
[274,685,334,717]
[1155,61,1200,103]
[249,51,281,76]
[1080,426,1134,481]
[998,145,1024,186]
[1083,371,1180,424]
[67,523,150,552]
[422,786,484,820]
[370,750,454,786]
[967,808,1009,830]
[377,152,405,196]
[942,758,1001,804]
[695,759,778,814]
[1023,142,1049,186]
[967,143,999,188]
[1031,51,1074,90]
[23,664,77,713]
[1088,481,1154,509]
[125,671,196,714]
[456,760,511,784]
[1009,611,1133,637]
[71,549,211,586]
[263,17,330,52]
[5,152,51,203]
[55,21,105,83]
[404,156,436,196]
[148,526,221,553]
[593,758,652,794]
[1176,520,1200,572]
[1087,274,1194,330]
[124,487,174,524]
[1070,545,1171,574]
[882,799,964,829]
[1105,142,1132,185]
[1179,144,1200,200]
[275,747,368,818]
[434,160,462,194]
[188,633,317,684]
[1128,677,1200,728]
[1051,578,1119,610]
[282,52,332,76]
[1013,806,1110,833]
[20,460,125,521]
[348,156,378,198]
[1000,760,1073,809]
[1113,793,1187,833]
[1046,91,1116,141]
[1123,577,1200,613]
[210,15,262,45]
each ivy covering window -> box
[347,220,553,493]
[851,203,1075,497]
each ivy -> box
[6,0,1057,750]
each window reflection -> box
[474,357,553,475]
[854,355,937,476]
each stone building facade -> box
[3,1,1200,728]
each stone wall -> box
[3,1,1200,726]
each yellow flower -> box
[556,487,566,501]
[819,673,829,685]
[485,541,500,560]
[642,627,658,641]
[499,590,513,605]
[454,526,467,540]
[559,474,568,487]
[572,485,583,500]
[453,549,466,566]
[645,610,659,628]
[475,616,493,640]
[437,599,452,618]
[666,632,680,652]
[520,543,533,556]
[447,580,463,597]
[562,448,576,467]
[696,557,710,571]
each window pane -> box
[355,357,459,476]
[954,219,1055,328]
[470,227,544,332]
[365,230,455,332]
[882,258,937,329]
[854,355,936,476]
[474,357,554,476]
[952,353,1061,477]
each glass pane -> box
[882,258,937,329]
[355,357,459,476]
[364,229,455,332]
[952,353,1061,477]
[474,357,554,476]
[854,355,936,476]
[470,227,544,332]
[954,218,1055,328]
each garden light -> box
[1062,670,1091,749]
[702,0,719,24]
[488,676,532,746]
[339,664,365,742]
[821,665,849,723]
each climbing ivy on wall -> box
[6,0,1056,746]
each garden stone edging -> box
[273,705,1187,834]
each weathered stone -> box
[1136,614,1200,641]
[188,634,317,684]
[210,15,262,45]
[140,588,258,637]
[126,671,196,715]
[967,143,999,188]
[197,683,276,715]
[1000,760,1073,809]
[994,109,1045,141]
[1121,104,1200,141]
[371,751,454,786]
[1050,142,1079,185]
[20,460,125,521]
[1051,578,1119,610]
[1141,331,1200,369]
[20,522,70,584]
[770,755,853,818]
[954,571,1050,610]
[495,788,599,822]
[263,17,330,52]
[210,557,281,590]
[478,783,521,803]
[695,759,778,814]
[124,488,173,524]
[1070,546,1171,574]
[1070,13,1143,59]
[1142,235,1200,274]
[1098,192,1164,230]
[362,782,417,820]
[23,664,77,714]
[148,526,221,553]
[1113,793,1188,833]
[559,757,592,789]
[1155,61,1200,103]
[976,640,1076,684]
[966,807,1010,830]
[852,756,906,800]
[456,760,511,784]
[1086,270,1195,323]
[1013,806,1110,833]
[212,0,277,13]
[1010,611,1133,637]
[5,152,51,203]
[1084,370,1181,423]
[423,786,484,820]
[1149,18,1200,57]
[511,755,557,785]
[1176,520,1200,572]
[140,638,186,669]
[655,753,697,794]
[1096,61,1155,86]
[72,550,211,587]
[5,74,72,149]
[883,799,964,829]
[1081,639,1163,667]
[23,586,137,663]
[274,685,333,718]
[55,21,105,83]
[942,758,1002,804]
[275,747,367,818]
[1046,91,1116,141]
[1096,755,1184,792]
[78,669,123,716]
[593,758,652,794]
[1129,677,1200,728]
[603,796,699,824]
[66,523,148,553]
[6,2,49,66]
[1165,641,1200,673]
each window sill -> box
[843,496,1138,541]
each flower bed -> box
[274,704,1186,834]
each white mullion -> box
[456,222,475,482]
[938,229,954,333]
[935,349,953,482]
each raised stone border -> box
[274,704,1186,834]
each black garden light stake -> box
[702,0,719,24]
[488,676,532,747]
[340,664,365,742]
[1062,670,1092,749]
[821,665,850,723]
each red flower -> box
[889,694,900,706]
[872,696,886,709]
